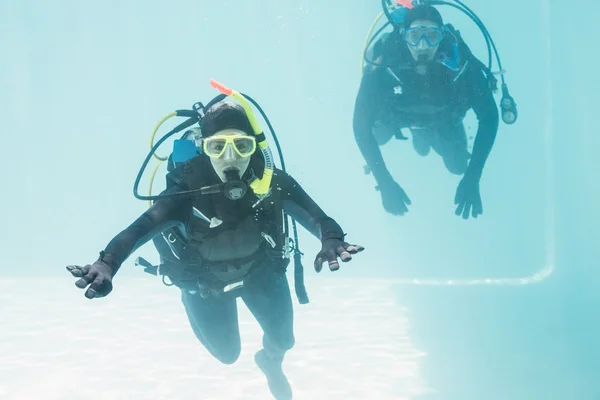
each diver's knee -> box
[280,335,295,351]
[444,157,468,175]
[215,351,240,365]
[279,332,296,352]
[264,333,295,354]
[371,122,394,146]
[209,342,241,365]
[189,326,241,365]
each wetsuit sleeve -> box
[353,69,395,185]
[276,171,345,242]
[464,62,500,181]
[99,189,193,274]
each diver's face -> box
[207,129,252,183]
[406,19,442,62]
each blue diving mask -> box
[404,25,444,47]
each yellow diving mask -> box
[202,132,257,159]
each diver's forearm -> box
[465,124,497,180]
[100,214,160,274]
[465,63,500,181]
[353,72,393,183]
[279,172,346,242]
[99,197,190,274]
[283,200,321,239]
[284,201,344,241]
[316,217,345,241]
[353,126,394,183]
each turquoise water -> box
[1,0,598,398]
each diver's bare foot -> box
[254,349,292,400]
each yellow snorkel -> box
[209,79,274,198]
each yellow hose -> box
[361,11,385,76]
[149,112,177,161]
[147,111,177,207]
[147,160,163,208]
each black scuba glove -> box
[66,252,119,299]
[314,236,365,273]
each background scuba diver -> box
[66,100,364,400]
[354,3,506,219]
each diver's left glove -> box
[66,252,118,299]
[314,236,365,273]
[454,173,483,219]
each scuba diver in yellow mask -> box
[66,80,364,400]
[355,0,517,219]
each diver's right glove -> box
[66,252,118,299]
[313,236,365,273]
[376,177,411,216]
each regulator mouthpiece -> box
[222,169,248,200]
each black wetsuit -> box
[353,30,499,183]
[99,156,344,363]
